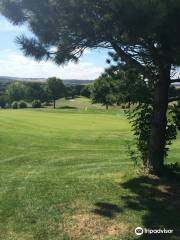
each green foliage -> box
[25,82,49,102]
[0,80,11,96]
[5,81,51,105]
[104,63,151,105]
[11,101,18,109]
[127,142,141,167]
[92,76,116,109]
[91,62,151,110]
[80,84,92,98]
[172,101,180,131]
[65,84,84,99]
[19,100,27,109]
[6,81,26,102]
[125,104,153,163]
[165,102,180,151]
[4,79,86,107]
[126,102,179,164]
[32,100,42,108]
[47,77,66,108]
[0,95,8,108]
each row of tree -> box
[1,72,178,112]
[0,78,87,109]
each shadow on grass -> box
[92,202,122,218]
[93,172,180,239]
[58,106,78,109]
[121,174,180,239]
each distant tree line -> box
[1,74,178,111]
[0,77,88,109]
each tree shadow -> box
[120,173,180,239]
[93,172,180,239]
[92,202,122,218]
[58,106,77,109]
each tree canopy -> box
[1,0,180,72]
[92,76,116,109]
[46,77,65,109]
[25,82,48,102]
[103,63,151,106]
[6,81,26,102]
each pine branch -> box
[168,96,180,102]
[110,41,156,81]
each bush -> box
[0,95,8,108]
[32,100,42,108]
[19,101,27,109]
[43,101,51,106]
[11,101,18,109]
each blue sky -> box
[0,15,109,79]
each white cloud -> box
[0,19,27,33]
[0,52,103,79]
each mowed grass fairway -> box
[0,109,179,240]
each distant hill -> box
[0,76,93,85]
[63,79,93,85]
[0,76,179,87]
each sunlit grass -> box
[0,108,179,240]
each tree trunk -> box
[147,68,170,174]
[53,99,56,109]
[106,104,109,110]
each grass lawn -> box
[0,108,179,240]
[53,96,119,110]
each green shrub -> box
[11,101,18,109]
[19,101,27,109]
[32,100,42,108]
[0,95,8,108]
